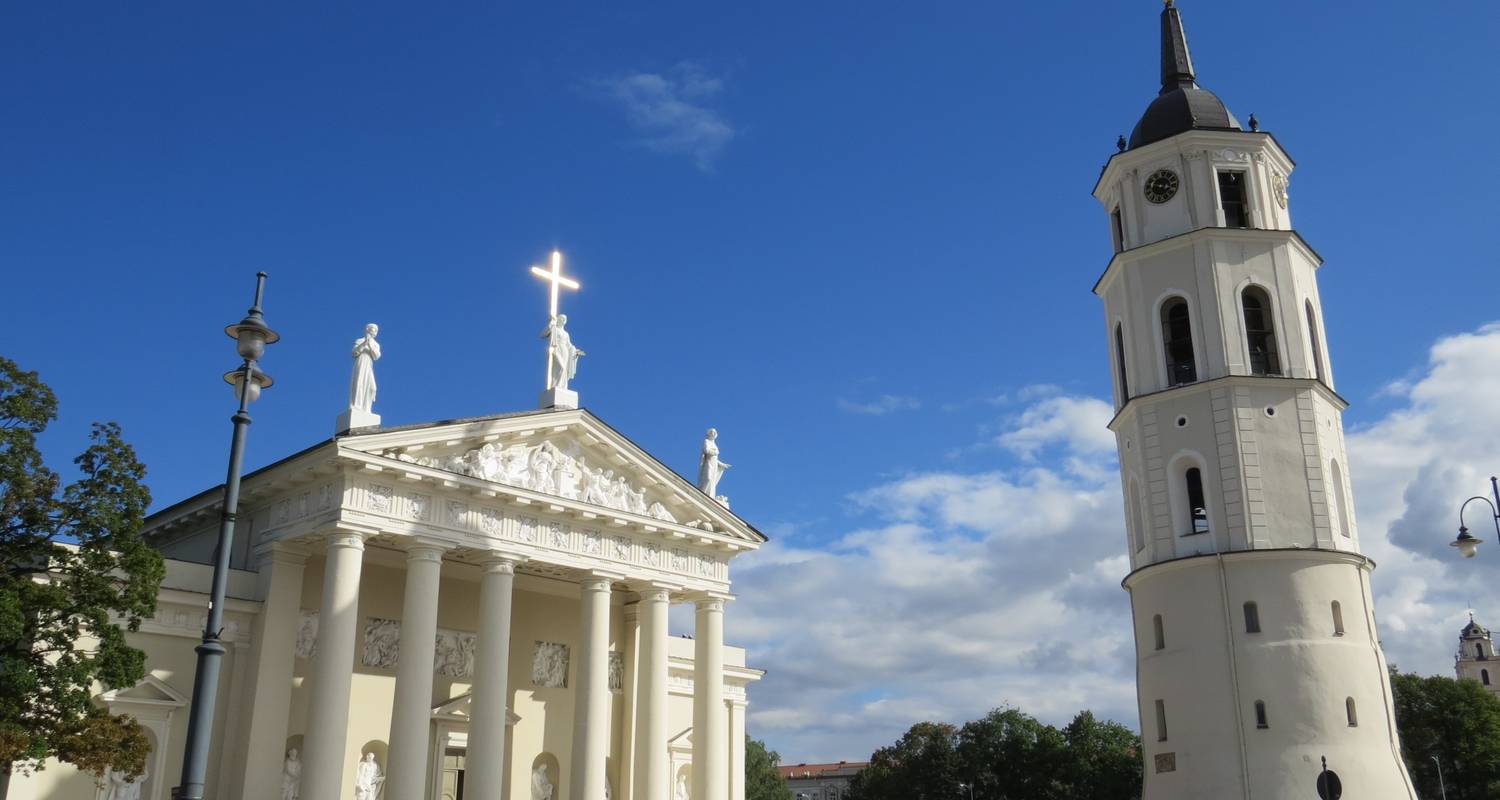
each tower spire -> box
[1159,0,1197,95]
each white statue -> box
[697,428,731,498]
[348,323,381,413]
[281,749,302,800]
[354,752,383,800]
[105,766,147,800]
[675,771,690,800]
[540,314,585,392]
[532,763,554,800]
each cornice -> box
[1093,226,1323,297]
[1121,546,1374,590]
[1107,374,1348,432]
[1092,129,1297,199]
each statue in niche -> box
[531,763,554,800]
[541,314,585,392]
[281,749,302,800]
[675,771,690,800]
[354,752,383,800]
[697,428,731,499]
[348,323,381,413]
[105,766,147,800]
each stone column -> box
[467,553,524,800]
[570,576,614,800]
[236,543,307,800]
[386,542,449,800]
[618,603,641,800]
[300,531,368,800]
[692,596,728,800]
[728,700,747,800]
[633,588,671,800]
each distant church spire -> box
[1159,0,1198,94]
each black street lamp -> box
[1449,477,1500,559]
[175,273,279,800]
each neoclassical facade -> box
[11,406,764,800]
[1096,3,1415,798]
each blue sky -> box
[4,1,1499,761]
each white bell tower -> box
[1454,614,1500,697]
[1093,3,1416,797]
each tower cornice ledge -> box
[1093,226,1323,296]
[1121,546,1375,591]
[1106,374,1348,432]
[1092,129,1297,198]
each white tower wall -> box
[1095,5,1414,797]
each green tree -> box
[848,708,1141,800]
[0,356,164,797]
[745,736,793,800]
[1391,668,1500,800]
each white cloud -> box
[593,62,734,171]
[995,395,1116,460]
[836,395,922,416]
[731,392,1135,761]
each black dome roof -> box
[1128,1,1242,150]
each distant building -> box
[1455,614,1500,697]
[778,761,867,800]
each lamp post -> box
[175,273,279,800]
[1448,477,1500,559]
[958,781,975,800]
[1431,755,1448,800]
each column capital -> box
[405,539,454,564]
[478,549,529,573]
[578,574,619,594]
[631,581,681,605]
[324,529,370,551]
[692,591,735,610]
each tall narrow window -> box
[1345,697,1358,727]
[1242,287,1281,375]
[1332,601,1345,636]
[1254,701,1268,729]
[1153,614,1165,651]
[1244,602,1261,634]
[1155,699,1168,741]
[1160,298,1197,385]
[1218,170,1250,228]
[1484,669,1491,686]
[1185,468,1209,534]
[1479,643,1486,660]
[1115,324,1130,403]
[1330,460,1351,538]
[1111,207,1125,253]
[1306,301,1325,381]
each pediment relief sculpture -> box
[392,439,682,523]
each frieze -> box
[369,484,393,513]
[533,641,570,688]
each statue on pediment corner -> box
[541,314,585,392]
[348,323,381,413]
[697,428,731,499]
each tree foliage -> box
[0,356,164,782]
[848,709,1141,800]
[745,736,793,800]
[1392,667,1500,800]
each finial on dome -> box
[1159,0,1197,95]
[1248,113,1259,131]
[1116,135,1127,152]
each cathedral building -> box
[1454,615,1500,698]
[1094,3,1416,797]
[11,269,764,800]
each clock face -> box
[1273,173,1289,208]
[1143,169,1179,204]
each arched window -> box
[1115,323,1130,404]
[1153,614,1165,651]
[1484,669,1491,686]
[1345,697,1358,727]
[1254,700,1268,728]
[1185,468,1209,535]
[1242,287,1281,376]
[1478,643,1485,660]
[1306,300,1325,381]
[1329,460,1351,538]
[1243,602,1261,634]
[1332,601,1344,636]
[1155,699,1168,741]
[1130,479,1146,553]
[1160,298,1197,385]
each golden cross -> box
[530,249,580,318]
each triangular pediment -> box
[432,693,521,726]
[338,408,763,544]
[97,674,189,709]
